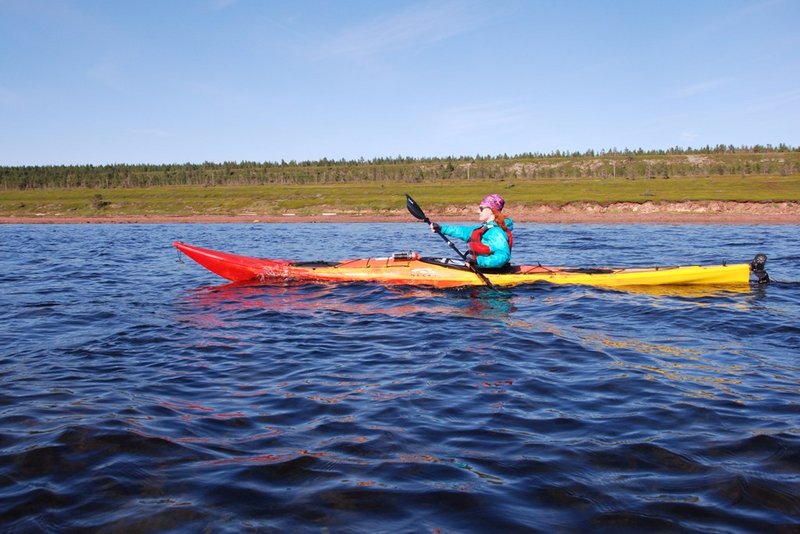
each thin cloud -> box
[668,79,730,99]
[435,102,528,135]
[87,59,127,91]
[680,0,785,43]
[680,130,699,144]
[311,1,484,60]
[744,89,800,114]
[129,128,173,138]
[0,86,21,106]
[208,0,238,10]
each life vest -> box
[468,224,513,258]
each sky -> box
[1,0,799,166]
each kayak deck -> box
[174,241,768,289]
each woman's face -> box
[479,205,495,223]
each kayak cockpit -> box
[418,256,617,275]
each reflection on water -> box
[177,277,783,409]
[180,280,519,323]
[602,282,754,298]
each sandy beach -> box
[2,201,799,224]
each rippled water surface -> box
[1,223,799,532]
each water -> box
[1,223,799,533]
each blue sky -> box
[1,0,798,165]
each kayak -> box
[173,241,769,289]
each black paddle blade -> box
[405,194,428,222]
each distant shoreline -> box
[2,201,800,224]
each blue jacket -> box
[439,218,514,268]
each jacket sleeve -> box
[475,226,510,268]
[438,224,477,243]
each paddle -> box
[405,194,498,290]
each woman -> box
[430,194,514,269]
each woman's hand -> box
[430,223,441,233]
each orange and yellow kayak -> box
[174,242,768,289]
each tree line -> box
[2,144,798,190]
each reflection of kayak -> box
[174,242,769,289]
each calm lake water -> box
[1,222,799,533]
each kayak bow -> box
[173,241,768,289]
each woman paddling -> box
[430,194,514,269]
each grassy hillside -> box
[2,174,799,218]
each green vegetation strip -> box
[3,147,800,190]
[2,175,800,217]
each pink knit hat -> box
[479,194,505,212]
